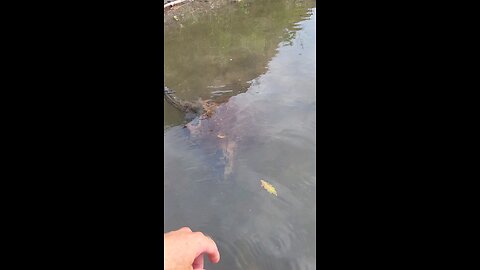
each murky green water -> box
[164,0,316,269]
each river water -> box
[164,0,316,269]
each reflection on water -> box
[164,0,316,128]
[164,0,316,269]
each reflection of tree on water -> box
[164,0,316,123]
[164,0,316,181]
[163,0,316,178]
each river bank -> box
[164,0,245,28]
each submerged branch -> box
[164,0,189,9]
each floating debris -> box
[211,90,233,97]
[207,85,227,89]
[260,179,277,196]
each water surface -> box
[164,1,316,269]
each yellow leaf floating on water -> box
[260,179,277,196]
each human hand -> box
[164,227,220,270]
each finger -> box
[178,227,192,232]
[192,254,204,269]
[194,234,220,264]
